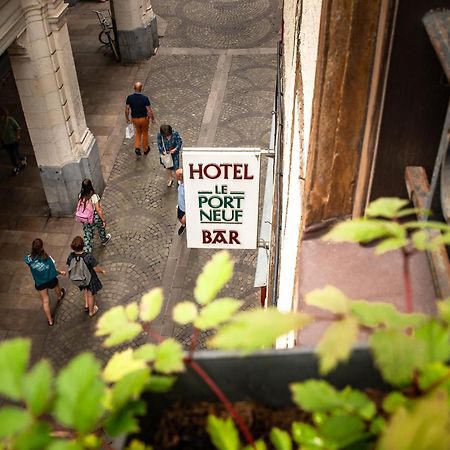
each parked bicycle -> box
[92,9,120,62]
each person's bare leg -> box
[54,281,63,299]
[84,289,90,310]
[86,290,98,316]
[38,289,53,324]
[180,214,186,226]
[167,169,173,186]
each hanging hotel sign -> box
[182,148,261,249]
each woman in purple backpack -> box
[76,179,111,253]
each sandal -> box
[89,305,99,317]
[84,306,89,313]
[58,288,66,302]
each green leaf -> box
[13,422,52,450]
[365,198,409,218]
[134,344,157,362]
[370,330,426,387]
[317,316,358,374]
[125,302,139,321]
[437,299,450,323]
[23,360,53,416]
[350,300,426,329]
[206,415,240,450]
[242,440,267,450]
[111,368,150,409]
[47,441,84,450]
[126,439,154,450]
[0,338,30,400]
[0,407,32,439]
[395,207,430,218]
[318,414,366,448]
[324,219,404,243]
[291,422,325,448]
[154,339,184,374]
[415,320,450,364]
[104,400,146,437]
[382,392,408,413]
[418,362,450,393]
[404,220,450,232]
[340,388,376,420]
[209,309,311,351]
[305,286,350,314]
[95,305,142,347]
[375,237,408,254]
[194,298,243,330]
[377,390,450,450]
[270,427,292,450]
[194,251,234,305]
[54,353,105,433]
[411,230,438,252]
[290,381,341,412]
[103,349,147,383]
[146,375,177,393]
[370,416,386,435]
[140,288,164,322]
[172,301,198,325]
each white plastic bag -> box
[125,123,134,139]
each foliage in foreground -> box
[0,198,449,450]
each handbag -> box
[161,137,174,169]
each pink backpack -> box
[75,198,94,224]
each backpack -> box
[68,255,92,288]
[75,198,94,224]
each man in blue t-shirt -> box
[125,82,155,157]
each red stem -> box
[142,324,164,343]
[189,360,255,448]
[402,249,413,313]
[143,324,255,447]
[189,328,200,359]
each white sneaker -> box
[102,233,112,246]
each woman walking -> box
[76,178,111,253]
[67,236,105,317]
[157,124,183,187]
[24,238,66,326]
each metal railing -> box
[270,40,284,307]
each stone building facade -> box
[0,0,158,215]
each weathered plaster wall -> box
[276,0,322,344]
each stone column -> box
[112,0,158,63]
[9,0,104,216]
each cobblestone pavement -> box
[0,0,280,368]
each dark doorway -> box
[370,0,450,200]
[0,52,49,227]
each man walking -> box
[176,169,186,235]
[0,107,27,175]
[125,82,155,158]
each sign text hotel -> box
[183,149,261,249]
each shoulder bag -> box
[161,137,174,169]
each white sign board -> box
[182,148,261,249]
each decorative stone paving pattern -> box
[152,0,280,49]
[39,0,281,368]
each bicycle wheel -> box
[107,35,120,62]
[99,30,109,45]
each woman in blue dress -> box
[157,124,183,187]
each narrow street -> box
[0,0,280,368]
